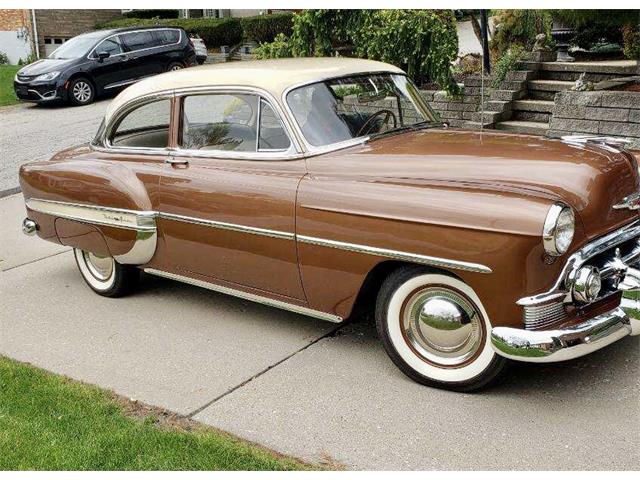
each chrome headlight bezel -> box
[543,203,575,257]
[34,71,60,82]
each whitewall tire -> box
[376,266,506,391]
[73,248,139,297]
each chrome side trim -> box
[297,235,492,274]
[159,212,294,240]
[491,307,631,363]
[144,268,344,323]
[26,198,157,265]
[26,198,156,231]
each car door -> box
[158,91,307,301]
[90,34,138,91]
[121,30,165,78]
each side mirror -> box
[97,51,110,62]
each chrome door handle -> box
[165,157,189,165]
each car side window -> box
[123,30,157,52]
[111,99,171,149]
[181,94,259,152]
[258,99,291,151]
[95,35,123,56]
[155,29,180,46]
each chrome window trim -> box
[144,268,344,323]
[281,71,433,155]
[86,28,183,60]
[297,235,492,274]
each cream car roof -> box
[104,57,405,123]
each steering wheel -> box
[356,109,398,137]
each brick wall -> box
[0,9,28,31]
[548,91,640,148]
[33,9,122,57]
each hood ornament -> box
[613,192,640,211]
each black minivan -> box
[14,26,197,106]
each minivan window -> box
[155,29,180,45]
[48,33,101,59]
[111,99,171,149]
[94,36,123,56]
[123,30,157,52]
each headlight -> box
[572,266,601,303]
[543,203,575,256]
[34,71,60,82]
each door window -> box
[258,99,291,151]
[111,99,171,149]
[123,30,157,52]
[94,36,123,56]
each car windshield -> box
[49,33,101,59]
[286,73,440,147]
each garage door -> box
[44,37,66,57]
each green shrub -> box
[240,13,293,43]
[622,25,640,60]
[491,45,525,88]
[123,9,179,19]
[0,52,8,65]
[256,10,460,95]
[490,10,553,56]
[96,17,243,48]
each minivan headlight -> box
[34,71,60,82]
[543,203,575,256]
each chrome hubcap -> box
[72,81,91,102]
[170,64,182,71]
[82,251,114,281]
[402,287,483,366]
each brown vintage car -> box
[19,58,640,391]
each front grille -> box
[524,301,569,330]
[16,75,36,83]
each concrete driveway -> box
[0,193,638,470]
[0,100,108,193]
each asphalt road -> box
[0,193,638,470]
[0,99,109,193]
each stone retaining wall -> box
[422,76,490,128]
[548,91,640,148]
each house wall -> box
[0,9,32,64]
[32,9,122,58]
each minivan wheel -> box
[376,266,506,392]
[68,77,95,106]
[167,62,184,72]
[73,248,139,297]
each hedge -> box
[240,12,293,43]
[95,17,243,48]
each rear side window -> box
[95,36,123,56]
[111,99,171,149]
[258,100,291,151]
[123,30,157,51]
[154,29,180,46]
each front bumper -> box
[14,80,64,102]
[491,302,638,362]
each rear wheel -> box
[73,248,139,297]
[68,77,95,106]
[167,62,184,72]
[376,266,506,391]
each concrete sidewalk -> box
[1,193,638,469]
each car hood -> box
[17,58,77,77]
[318,129,640,240]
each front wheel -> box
[73,249,139,297]
[68,77,95,106]
[376,266,506,392]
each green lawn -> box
[0,356,311,470]
[0,65,20,107]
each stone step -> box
[490,89,525,101]
[462,121,495,130]
[506,70,536,82]
[512,99,555,113]
[528,79,575,92]
[471,111,503,124]
[511,110,551,123]
[528,90,557,101]
[496,120,549,136]
[538,60,639,75]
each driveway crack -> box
[184,321,348,418]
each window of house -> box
[111,99,171,149]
